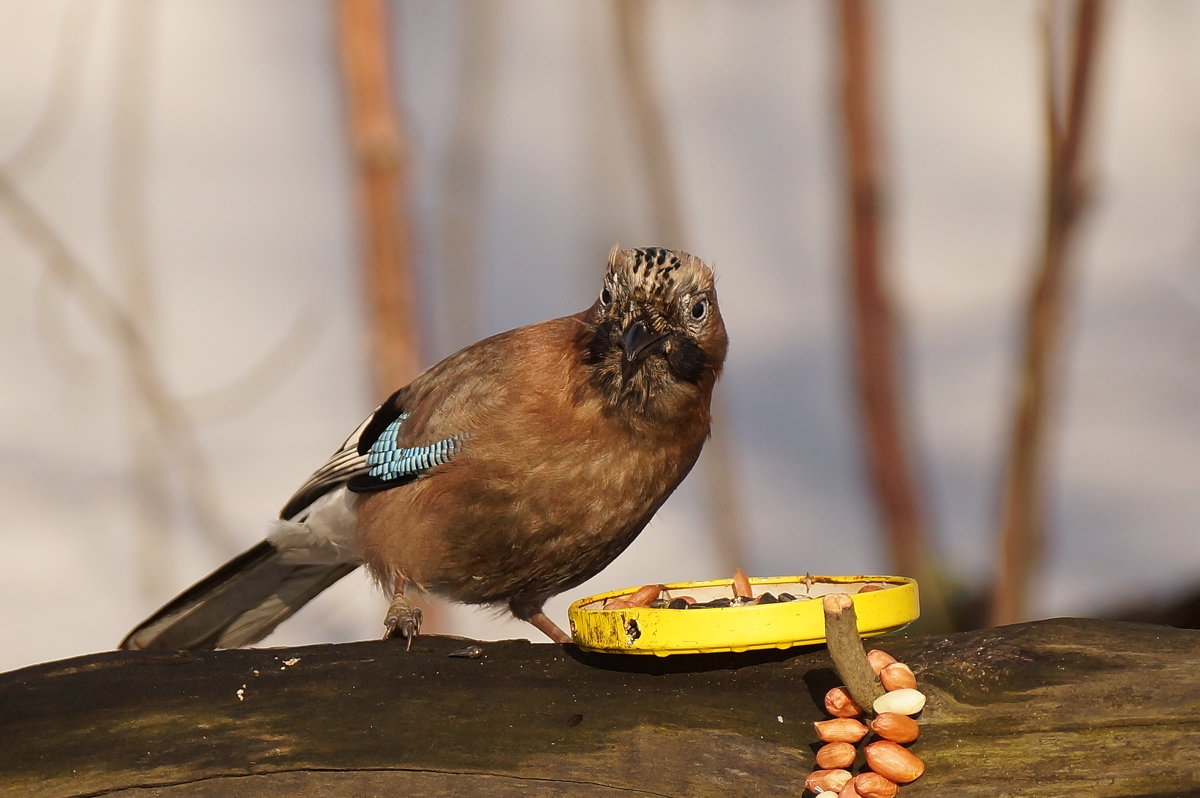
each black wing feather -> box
[277,399,402,520]
[356,388,406,455]
[348,389,421,493]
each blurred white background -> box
[2,0,1198,672]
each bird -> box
[120,245,728,651]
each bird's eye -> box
[600,288,612,307]
[689,298,708,321]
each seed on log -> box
[447,645,484,659]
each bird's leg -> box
[510,597,572,644]
[383,576,422,650]
[527,612,572,644]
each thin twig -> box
[21,0,101,376]
[4,0,97,171]
[112,0,173,600]
[0,171,235,552]
[836,1,933,579]
[991,0,1105,626]
[181,307,323,422]
[333,0,422,398]
[614,0,748,572]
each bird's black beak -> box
[621,318,669,366]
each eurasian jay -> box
[121,246,728,649]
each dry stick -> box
[837,0,950,630]
[333,0,422,397]
[991,1,1105,626]
[614,0,749,573]
[822,593,885,716]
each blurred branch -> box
[112,0,173,600]
[333,0,422,397]
[835,1,934,580]
[34,268,99,378]
[333,0,438,629]
[614,0,684,245]
[2,0,243,588]
[991,0,1106,626]
[16,0,102,378]
[181,307,323,421]
[614,0,748,572]
[1,2,318,592]
[4,0,97,172]
[0,171,236,553]
[438,4,502,349]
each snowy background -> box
[2,1,1198,673]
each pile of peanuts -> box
[806,649,927,797]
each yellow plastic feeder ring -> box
[567,574,919,656]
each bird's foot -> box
[383,597,423,650]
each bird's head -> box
[581,246,728,413]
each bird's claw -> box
[383,602,422,650]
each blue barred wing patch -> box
[364,413,463,483]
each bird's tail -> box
[119,540,359,651]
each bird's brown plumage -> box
[357,247,726,628]
[120,246,726,650]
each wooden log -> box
[1,618,1198,796]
